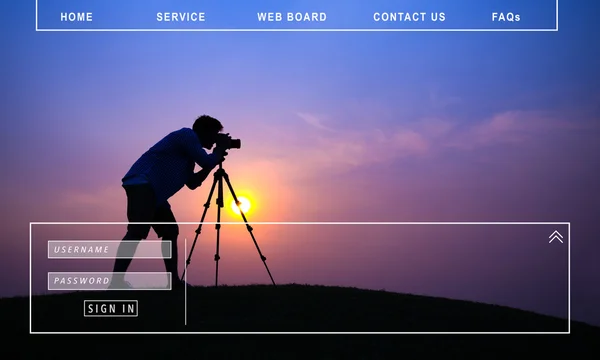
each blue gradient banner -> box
[37,0,558,31]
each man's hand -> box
[186,167,213,190]
[212,147,228,163]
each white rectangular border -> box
[47,240,172,259]
[30,221,570,334]
[83,300,139,317]
[35,0,559,32]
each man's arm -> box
[180,129,226,168]
[186,167,213,190]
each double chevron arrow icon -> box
[549,230,563,243]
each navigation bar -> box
[36,0,559,32]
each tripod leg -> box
[222,172,276,286]
[214,171,224,287]
[182,173,218,280]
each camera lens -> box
[230,139,241,149]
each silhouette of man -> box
[110,115,230,290]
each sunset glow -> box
[231,196,251,215]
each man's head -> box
[193,115,224,149]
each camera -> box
[216,133,241,150]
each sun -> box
[231,196,251,215]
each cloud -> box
[250,108,589,180]
[417,117,457,138]
[297,112,336,132]
[445,110,588,150]
[428,86,462,109]
[247,114,437,179]
[472,111,529,145]
[58,186,124,219]
[67,107,589,205]
[300,112,449,166]
[48,107,594,221]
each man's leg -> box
[111,184,156,286]
[152,203,180,288]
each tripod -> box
[182,163,276,287]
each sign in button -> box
[84,300,138,317]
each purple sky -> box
[2,1,600,327]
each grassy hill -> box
[3,284,599,357]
